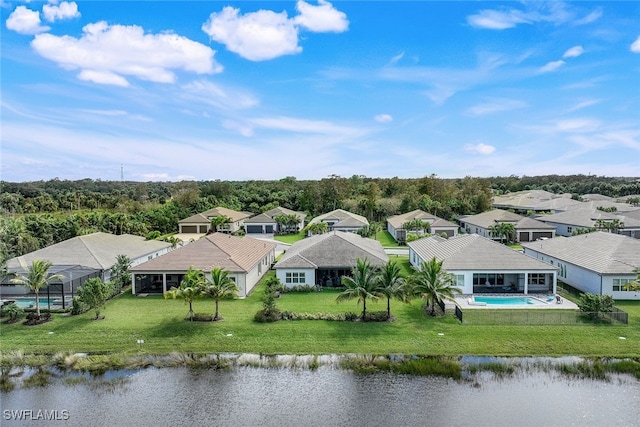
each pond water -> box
[2,359,639,427]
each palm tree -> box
[377,260,408,319]
[210,215,233,233]
[110,254,132,289]
[164,267,205,321]
[489,222,515,244]
[336,258,383,320]
[10,260,64,319]
[409,257,461,316]
[202,267,239,321]
[623,267,640,291]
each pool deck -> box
[455,294,579,310]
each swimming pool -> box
[6,297,64,309]
[472,296,546,306]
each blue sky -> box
[1,1,639,182]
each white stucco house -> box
[1,232,172,306]
[274,231,388,288]
[408,234,558,295]
[458,210,555,242]
[178,207,252,234]
[305,209,369,235]
[386,209,458,243]
[130,232,276,298]
[522,232,640,300]
[244,206,306,235]
[535,208,640,239]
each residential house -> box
[1,232,172,302]
[409,234,557,295]
[274,231,388,288]
[305,209,369,235]
[177,207,252,235]
[522,232,640,300]
[493,190,637,214]
[130,232,275,297]
[387,209,458,243]
[458,210,555,242]
[244,207,306,235]
[535,208,640,238]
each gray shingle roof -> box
[275,231,387,269]
[409,234,556,271]
[131,233,275,273]
[522,232,640,274]
[7,232,171,271]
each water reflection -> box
[2,363,639,427]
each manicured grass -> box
[376,231,402,247]
[274,232,305,244]
[2,283,638,357]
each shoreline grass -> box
[1,281,638,358]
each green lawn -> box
[274,232,305,244]
[2,281,639,357]
[376,231,402,247]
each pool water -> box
[473,296,544,306]
[8,298,63,308]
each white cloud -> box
[466,98,527,116]
[467,9,530,30]
[631,36,640,53]
[181,80,259,110]
[468,4,600,30]
[465,143,496,155]
[555,118,601,133]
[42,1,80,22]
[539,60,565,73]
[6,6,50,34]
[250,116,368,138]
[222,120,254,137]
[294,0,349,33]
[388,51,404,66]
[374,114,393,123]
[202,2,348,61]
[78,70,129,87]
[563,45,584,58]
[202,6,300,61]
[565,99,600,113]
[31,21,221,86]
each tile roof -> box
[244,207,307,224]
[275,231,387,269]
[7,232,171,271]
[308,209,369,228]
[178,207,252,224]
[522,232,640,274]
[387,209,456,229]
[131,233,275,273]
[536,208,640,229]
[409,234,556,271]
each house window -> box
[285,272,305,284]
[528,274,546,285]
[567,226,573,233]
[454,275,464,287]
[613,279,632,291]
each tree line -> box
[1,174,638,261]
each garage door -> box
[181,226,197,233]
[265,225,274,233]
[246,225,263,233]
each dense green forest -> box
[1,174,638,261]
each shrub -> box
[70,296,89,316]
[282,284,317,293]
[1,303,24,322]
[578,293,614,320]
